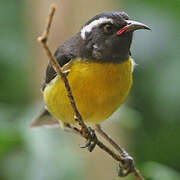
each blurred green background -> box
[0,0,180,180]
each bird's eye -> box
[103,24,113,34]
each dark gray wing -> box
[42,33,82,91]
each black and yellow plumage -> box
[31,12,150,127]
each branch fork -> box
[37,5,144,180]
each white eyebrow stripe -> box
[80,17,113,39]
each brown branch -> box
[65,123,124,162]
[38,5,88,134]
[96,124,125,153]
[133,170,144,180]
[37,5,144,180]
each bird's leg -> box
[95,124,135,176]
[80,127,98,152]
[64,123,97,152]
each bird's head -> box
[79,12,150,62]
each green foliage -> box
[0,0,30,104]
[142,162,180,180]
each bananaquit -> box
[31,12,150,128]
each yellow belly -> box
[43,57,132,124]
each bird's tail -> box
[30,107,60,128]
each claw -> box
[80,141,96,152]
[80,127,97,152]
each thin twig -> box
[66,123,124,161]
[37,5,144,180]
[133,170,144,180]
[96,124,124,153]
[38,5,88,134]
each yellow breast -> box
[43,57,133,124]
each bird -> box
[31,11,150,128]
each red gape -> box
[117,26,128,36]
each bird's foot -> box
[118,151,135,177]
[80,127,98,152]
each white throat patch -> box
[130,57,137,72]
[80,17,113,40]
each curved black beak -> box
[117,20,151,36]
[125,20,151,32]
